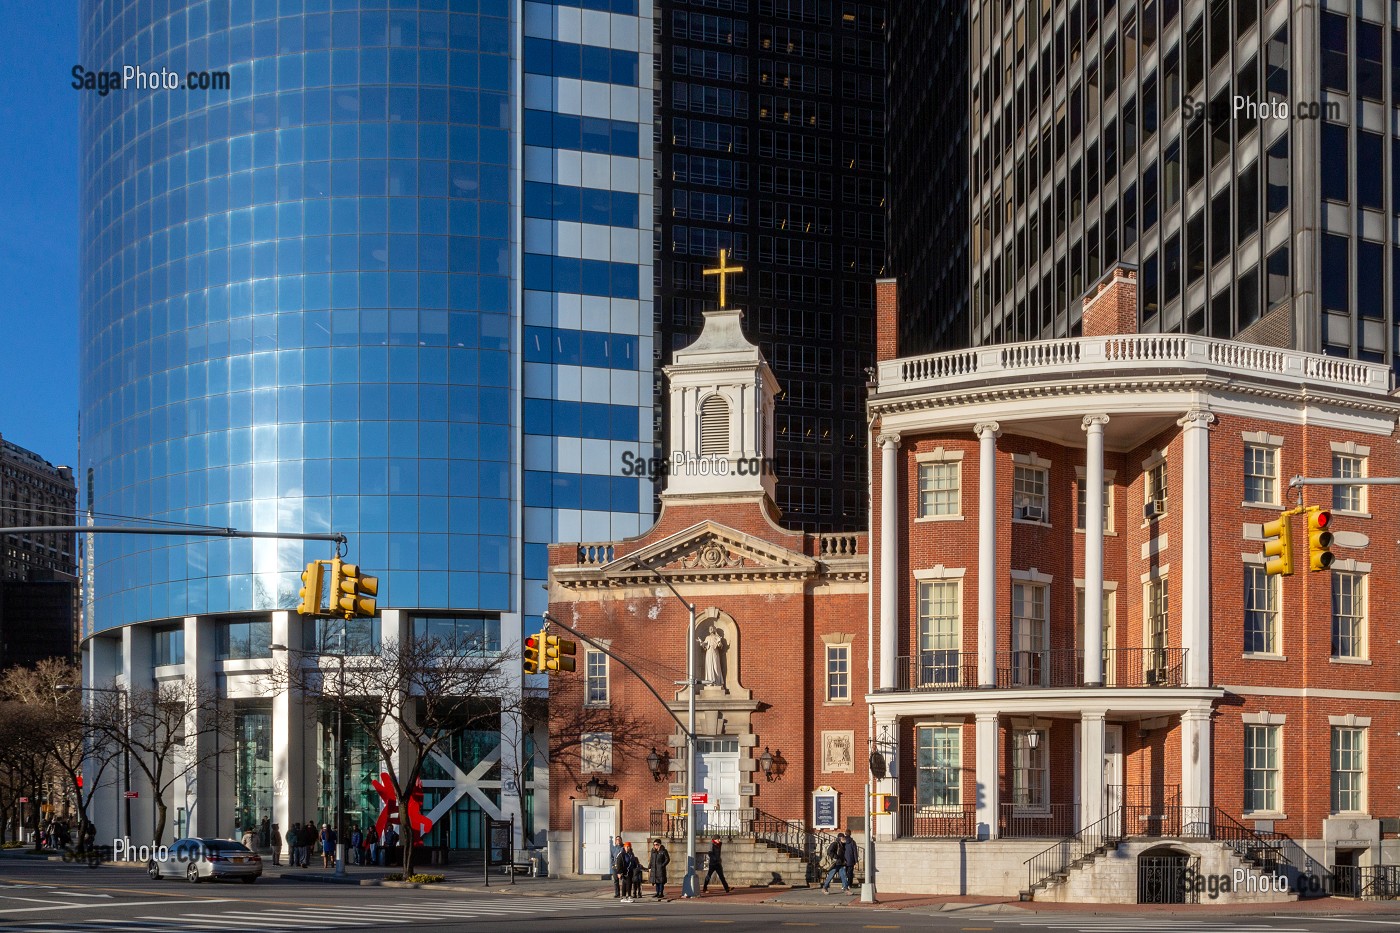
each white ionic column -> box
[877,433,901,690]
[1081,415,1109,686]
[1180,709,1213,812]
[1078,711,1107,831]
[1178,410,1215,688]
[974,422,1001,688]
[975,712,1000,840]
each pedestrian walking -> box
[270,823,282,866]
[702,837,730,894]
[240,826,257,853]
[821,832,852,894]
[319,824,337,868]
[286,822,301,869]
[610,836,626,897]
[299,822,315,867]
[350,827,363,865]
[648,838,671,900]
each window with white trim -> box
[1146,459,1168,518]
[917,461,961,517]
[1074,471,1113,532]
[1145,576,1169,675]
[916,725,961,808]
[1013,465,1049,521]
[585,649,609,706]
[917,581,961,685]
[1244,443,1278,504]
[1331,726,1365,813]
[1244,564,1279,654]
[1244,724,1280,813]
[826,644,850,701]
[1331,571,1365,659]
[1011,729,1048,808]
[1011,582,1048,686]
[1333,453,1366,513]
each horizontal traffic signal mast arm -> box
[541,610,694,740]
[0,525,348,544]
[1289,476,1400,486]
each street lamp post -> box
[623,556,701,899]
[57,684,130,846]
[334,623,347,877]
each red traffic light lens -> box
[1315,510,1331,528]
[525,636,539,649]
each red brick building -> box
[867,269,1400,901]
[547,307,869,884]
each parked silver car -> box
[147,838,262,884]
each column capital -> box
[1080,710,1107,723]
[1182,708,1214,723]
[876,432,901,448]
[1081,413,1110,432]
[974,711,1000,724]
[973,421,1001,441]
[1177,409,1216,429]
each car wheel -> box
[147,860,160,881]
[241,876,257,884]
[187,863,201,884]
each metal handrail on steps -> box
[1024,808,1124,894]
[751,808,845,884]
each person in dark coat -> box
[613,840,638,901]
[821,832,852,894]
[702,837,730,894]
[270,823,282,866]
[647,838,671,899]
[610,836,626,897]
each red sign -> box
[690,793,709,805]
[124,791,139,799]
[17,797,27,804]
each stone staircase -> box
[703,838,810,888]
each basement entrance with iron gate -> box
[1138,847,1199,903]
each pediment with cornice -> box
[568,520,818,586]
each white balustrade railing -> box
[877,334,1391,395]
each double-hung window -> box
[1244,724,1280,813]
[1010,582,1048,686]
[917,460,961,517]
[1331,726,1366,813]
[1243,442,1278,504]
[1011,729,1048,808]
[1333,452,1366,512]
[1331,571,1365,659]
[917,581,961,686]
[1013,465,1049,521]
[1244,564,1279,654]
[916,725,962,808]
[585,649,610,706]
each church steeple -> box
[662,256,780,503]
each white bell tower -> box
[662,257,780,503]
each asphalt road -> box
[1,861,1400,932]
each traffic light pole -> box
[0,525,347,544]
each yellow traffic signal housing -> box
[1262,512,1294,576]
[1307,508,1335,572]
[297,561,324,615]
[543,634,577,673]
[870,793,896,814]
[330,559,379,619]
[523,632,542,675]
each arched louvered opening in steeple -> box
[699,394,730,457]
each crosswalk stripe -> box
[137,916,290,930]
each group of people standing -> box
[269,822,399,868]
[609,837,731,901]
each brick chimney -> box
[876,277,898,361]
[1080,266,1139,337]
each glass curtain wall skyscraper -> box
[78,0,652,846]
[891,0,1400,371]
[656,0,885,530]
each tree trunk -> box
[72,781,91,854]
[154,800,168,845]
[399,800,414,876]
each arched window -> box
[699,395,729,457]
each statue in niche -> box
[698,625,728,691]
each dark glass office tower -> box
[655,0,886,531]
[891,0,1400,371]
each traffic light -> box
[1307,508,1335,572]
[330,559,379,619]
[523,632,542,675]
[297,561,324,615]
[543,634,577,673]
[870,793,896,814]
[1262,511,1294,576]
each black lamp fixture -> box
[646,747,667,782]
[758,746,775,781]
[577,775,616,799]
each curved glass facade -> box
[79,0,654,632]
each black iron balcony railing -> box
[1000,803,1080,838]
[896,804,978,839]
[894,787,1180,839]
[891,647,1187,691]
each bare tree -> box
[0,660,116,851]
[87,680,230,845]
[0,700,50,847]
[270,634,516,876]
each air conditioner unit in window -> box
[1019,504,1044,522]
[1144,500,1162,520]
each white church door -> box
[695,739,742,834]
[579,806,615,876]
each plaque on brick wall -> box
[822,731,855,773]
[812,787,839,830]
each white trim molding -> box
[913,565,967,580]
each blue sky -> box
[0,3,80,467]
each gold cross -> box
[702,248,744,309]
